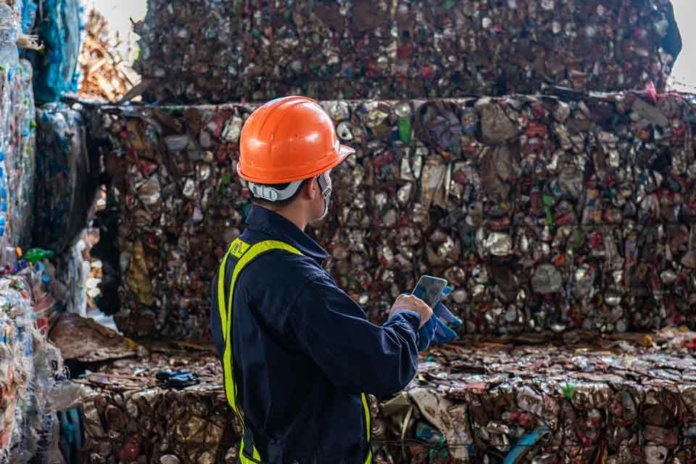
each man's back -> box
[211,207,422,463]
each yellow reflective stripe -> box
[239,453,257,464]
[223,241,302,415]
[239,438,262,464]
[217,238,249,417]
[362,394,372,464]
[217,239,244,417]
[219,240,302,461]
[217,239,242,336]
[217,237,252,335]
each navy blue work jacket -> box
[210,206,421,463]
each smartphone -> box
[412,275,448,308]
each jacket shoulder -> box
[234,250,326,323]
[241,249,325,284]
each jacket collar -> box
[245,205,330,263]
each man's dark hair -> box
[250,179,310,209]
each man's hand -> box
[389,294,433,328]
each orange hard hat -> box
[238,96,355,184]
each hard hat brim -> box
[337,144,355,161]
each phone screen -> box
[412,276,448,308]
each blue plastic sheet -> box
[26,0,84,103]
[19,0,37,34]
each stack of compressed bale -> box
[133,0,681,104]
[95,90,696,340]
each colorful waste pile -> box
[0,11,64,459]
[98,90,696,340]
[73,328,696,463]
[1,1,37,264]
[0,269,71,463]
[6,60,36,252]
[34,104,100,256]
[133,0,681,103]
[3,0,41,50]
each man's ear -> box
[301,178,319,200]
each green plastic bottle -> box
[22,248,55,264]
[394,102,413,145]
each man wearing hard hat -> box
[211,96,433,464]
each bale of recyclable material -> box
[76,345,237,464]
[134,0,681,103]
[1,3,36,264]
[98,90,696,340]
[0,271,67,463]
[76,329,696,463]
[34,104,100,256]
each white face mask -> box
[316,172,333,220]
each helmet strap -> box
[317,173,332,220]
[248,181,304,202]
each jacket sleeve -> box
[285,271,422,398]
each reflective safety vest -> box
[216,237,373,464]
